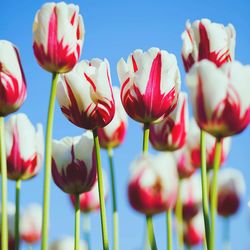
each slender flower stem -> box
[143,123,150,154]
[186,245,191,250]
[28,244,33,250]
[200,130,210,250]
[93,129,109,250]
[0,116,8,250]
[175,180,184,250]
[74,194,80,250]
[146,215,157,250]
[210,139,222,250]
[107,147,118,250]
[41,72,59,250]
[15,179,21,250]
[166,209,172,250]
[83,213,91,250]
[223,218,230,250]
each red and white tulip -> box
[149,92,188,151]
[33,2,84,73]
[20,203,42,244]
[5,113,44,180]
[182,19,235,72]
[57,59,115,130]
[98,86,127,148]
[49,236,86,250]
[128,153,178,215]
[117,47,180,123]
[187,119,231,169]
[187,60,250,138]
[52,131,96,194]
[0,40,27,116]
[216,168,245,217]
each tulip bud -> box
[149,92,188,151]
[216,168,245,217]
[128,153,178,215]
[57,59,115,130]
[52,131,96,195]
[183,212,204,247]
[33,2,84,73]
[117,47,181,123]
[5,113,44,180]
[186,119,231,169]
[49,236,87,250]
[186,60,250,138]
[182,18,235,72]
[20,203,42,244]
[70,170,108,213]
[98,86,127,148]
[0,40,27,116]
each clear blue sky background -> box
[1,0,250,249]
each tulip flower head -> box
[52,131,96,195]
[98,86,128,149]
[117,47,181,123]
[49,236,87,250]
[0,40,27,116]
[187,119,231,169]
[70,170,108,213]
[216,168,245,217]
[33,2,84,73]
[182,18,235,72]
[128,153,178,215]
[57,58,115,130]
[5,113,44,180]
[183,211,204,247]
[20,203,42,244]
[186,60,250,138]
[149,92,188,151]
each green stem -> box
[223,218,230,250]
[107,147,118,250]
[210,139,222,250]
[0,117,8,250]
[175,180,183,250]
[143,123,150,154]
[41,72,59,250]
[186,245,191,250]
[166,209,172,250]
[146,215,157,250]
[200,130,210,250]
[83,213,91,250]
[15,179,21,250]
[27,244,33,250]
[93,129,109,250]
[74,194,80,250]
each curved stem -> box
[143,123,150,154]
[146,215,157,250]
[15,179,21,250]
[93,129,109,250]
[166,209,172,250]
[74,194,80,250]
[200,130,210,250]
[175,180,184,250]
[41,72,59,250]
[107,147,118,250]
[0,117,8,250]
[83,213,91,250]
[210,139,222,250]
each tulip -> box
[128,153,178,215]
[187,119,231,169]
[33,2,84,73]
[49,236,87,250]
[181,18,235,72]
[183,212,204,247]
[5,113,44,180]
[186,60,250,138]
[52,131,96,195]
[98,86,127,149]
[57,58,115,130]
[117,47,181,123]
[216,168,245,217]
[20,203,42,244]
[149,92,188,151]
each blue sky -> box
[2,0,250,249]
